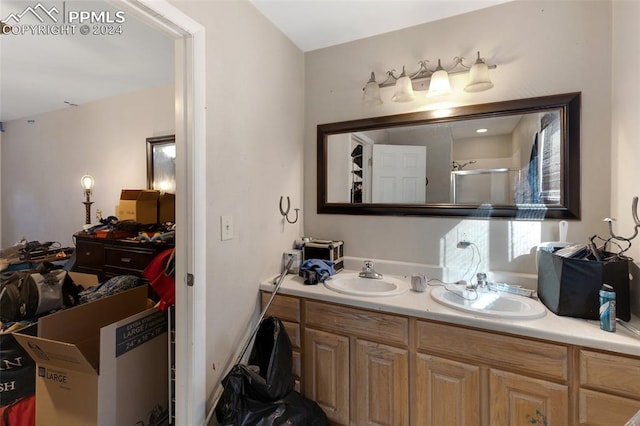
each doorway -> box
[118,1,206,424]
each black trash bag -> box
[246,315,293,401]
[215,316,328,426]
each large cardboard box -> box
[117,189,159,224]
[158,192,175,223]
[14,286,169,426]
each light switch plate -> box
[220,215,233,241]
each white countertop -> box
[260,271,640,357]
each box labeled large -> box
[117,189,160,224]
[14,286,169,426]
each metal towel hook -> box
[595,196,640,259]
[604,196,640,241]
[279,196,300,224]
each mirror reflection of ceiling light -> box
[362,51,496,105]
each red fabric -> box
[0,395,35,426]
[143,248,175,312]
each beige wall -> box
[612,1,640,261]
[172,0,305,401]
[611,0,640,313]
[305,1,613,274]
[1,84,174,247]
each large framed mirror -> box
[317,92,580,219]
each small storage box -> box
[117,189,159,224]
[537,250,630,321]
[303,240,344,272]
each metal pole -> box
[203,256,294,425]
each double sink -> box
[323,272,546,320]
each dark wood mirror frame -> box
[317,92,581,219]
[146,134,176,193]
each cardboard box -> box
[68,271,99,288]
[158,192,175,223]
[117,189,159,224]
[14,286,169,426]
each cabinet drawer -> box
[261,293,300,323]
[75,240,105,269]
[416,320,568,382]
[104,246,157,273]
[579,389,640,425]
[304,300,408,347]
[580,350,640,399]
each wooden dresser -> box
[72,232,174,281]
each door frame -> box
[117,1,207,424]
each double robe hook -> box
[279,196,300,224]
[597,196,640,257]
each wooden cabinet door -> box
[304,328,349,425]
[490,369,568,426]
[413,353,480,426]
[355,339,409,426]
[579,389,640,425]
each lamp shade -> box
[427,60,451,97]
[465,52,494,92]
[391,67,415,102]
[81,174,94,192]
[363,72,383,105]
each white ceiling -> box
[250,0,510,52]
[0,0,175,122]
[0,0,508,123]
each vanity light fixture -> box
[81,174,95,225]
[362,51,496,104]
[363,72,383,106]
[391,66,415,102]
[476,128,488,133]
[465,52,494,92]
[427,59,451,97]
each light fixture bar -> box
[374,56,497,90]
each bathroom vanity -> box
[260,269,640,426]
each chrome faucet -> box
[476,272,488,289]
[359,260,383,279]
[467,272,488,290]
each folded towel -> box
[300,259,336,284]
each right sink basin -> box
[430,286,547,320]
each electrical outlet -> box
[282,249,302,273]
[457,228,470,245]
[220,215,233,241]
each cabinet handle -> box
[121,257,132,263]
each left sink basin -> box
[324,273,409,297]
